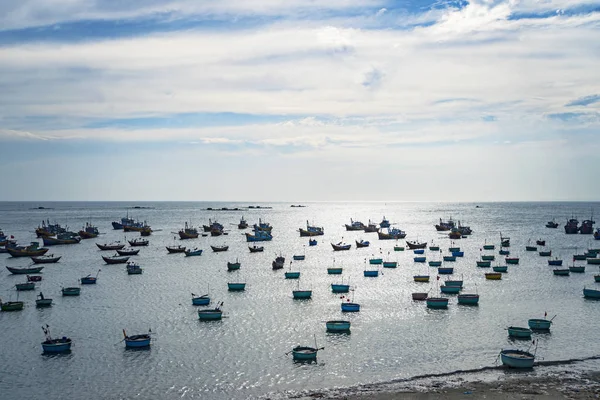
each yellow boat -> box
[413,275,430,282]
[485,272,502,280]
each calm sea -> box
[1,201,599,399]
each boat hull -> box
[6,266,44,274]
[440,285,460,294]
[292,346,318,361]
[285,272,300,279]
[292,290,312,299]
[1,301,24,311]
[341,302,360,312]
[427,298,449,309]
[198,309,223,321]
[125,336,151,348]
[583,288,600,299]
[500,350,535,368]
[413,275,430,282]
[62,288,81,296]
[457,294,479,305]
[36,299,53,307]
[42,340,72,353]
[507,326,532,338]
[363,270,379,277]
[192,296,210,306]
[331,284,349,293]
[326,320,351,332]
[327,268,343,275]
[228,283,246,291]
[528,319,552,330]
[412,292,428,300]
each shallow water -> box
[1,201,599,399]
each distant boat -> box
[166,245,186,253]
[61,287,80,296]
[7,242,49,258]
[546,219,559,228]
[413,256,426,263]
[309,239,317,246]
[457,294,479,305]
[0,299,24,311]
[426,297,448,309]
[539,250,552,257]
[123,329,152,348]
[35,292,52,307]
[356,239,370,248]
[565,217,579,234]
[583,287,600,299]
[548,258,562,266]
[553,269,570,276]
[291,345,323,362]
[126,262,143,275]
[192,292,210,306]
[272,254,285,270]
[331,242,351,251]
[438,267,454,275]
[412,292,428,300]
[128,238,149,247]
[102,254,130,264]
[485,272,502,280]
[406,240,427,250]
[80,269,101,285]
[413,275,430,282]
[198,302,223,321]
[298,221,324,237]
[536,240,546,246]
[326,320,351,333]
[116,248,140,256]
[245,231,273,242]
[228,282,246,291]
[435,218,455,232]
[292,278,311,299]
[377,228,406,240]
[42,233,81,246]
[493,265,508,273]
[440,285,460,294]
[6,266,44,275]
[569,265,584,273]
[184,248,203,257]
[178,221,199,239]
[238,217,248,229]
[345,219,365,231]
[507,326,532,339]
[31,254,61,264]
[331,282,350,293]
[293,255,305,261]
[41,325,72,353]
[528,316,554,330]
[78,222,99,239]
[96,242,125,251]
[500,349,535,369]
[16,282,35,291]
[227,259,241,271]
[248,244,264,253]
[506,257,520,265]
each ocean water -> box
[1,201,599,400]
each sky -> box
[0,0,599,202]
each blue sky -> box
[0,0,599,201]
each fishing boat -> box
[272,254,285,270]
[166,245,186,253]
[140,227,152,236]
[6,265,44,274]
[309,239,317,246]
[426,297,449,309]
[327,266,343,275]
[383,259,397,268]
[356,239,370,248]
[507,326,532,339]
[595,228,600,240]
[211,245,229,252]
[448,244,460,252]
[341,300,360,312]
[438,267,454,275]
[553,269,570,276]
[453,251,465,257]
[128,238,149,247]
[539,250,552,257]
[369,256,383,265]
[80,270,101,284]
[42,233,81,246]
[238,217,248,229]
[506,257,520,265]
[365,221,380,234]
[0,299,24,311]
[499,249,510,255]
[251,219,271,232]
[248,244,264,253]
[528,316,553,330]
[16,282,35,291]
[326,320,351,333]
[406,240,427,249]
[546,219,559,228]
[443,255,456,262]
[500,349,535,368]
[27,275,42,282]
[331,282,350,293]
[41,326,72,353]
[184,248,203,257]
[345,219,365,231]
[78,222,99,239]
[548,258,562,266]
[126,262,143,275]
[291,345,322,361]
[30,254,61,264]
[198,302,223,321]
[476,260,491,268]
[245,230,273,242]
[485,272,502,280]
[580,213,595,234]
[117,248,140,256]
[413,249,425,255]
[35,292,52,307]
[448,228,462,239]
[298,221,324,236]
[378,228,406,240]
[457,222,473,235]
[445,279,463,287]
[192,292,210,306]
[227,259,241,271]
[482,241,495,250]
[112,214,135,230]
[331,242,351,251]
[536,239,546,246]
[412,292,428,300]
[61,287,80,296]
[123,220,149,233]
[379,216,391,228]
[565,218,579,234]
[394,245,404,251]
[123,329,152,348]
[96,242,125,251]
[228,282,246,291]
[525,245,537,252]
[429,242,440,251]
[293,254,305,261]
[457,294,479,305]
[587,258,600,265]
[493,265,508,273]
[284,261,300,279]
[363,268,379,277]
[413,275,430,282]
[500,234,510,247]
[583,288,600,299]
[435,218,455,231]
[179,222,199,239]
[292,279,312,299]
[414,256,426,263]
[481,255,495,261]
[103,254,130,264]
[7,242,49,258]
[440,285,460,294]
[35,220,67,237]
[569,265,585,273]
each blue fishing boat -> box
[440,285,460,294]
[298,221,324,237]
[595,274,600,282]
[438,267,454,275]
[476,260,491,268]
[379,216,390,228]
[291,345,322,361]
[123,329,152,348]
[61,287,80,296]
[414,256,426,263]
[228,282,246,291]
[457,294,479,305]
[227,259,241,271]
[426,297,449,309]
[292,290,312,299]
[583,288,600,299]
[506,257,520,265]
[443,255,456,262]
[413,249,425,255]
[448,245,460,252]
[493,266,508,273]
[528,317,553,330]
[285,261,300,279]
[507,326,532,339]
[383,261,397,268]
[356,239,370,248]
[293,255,305,261]
[500,349,535,368]
[481,255,495,261]
[482,242,495,250]
[245,230,273,242]
[553,269,569,276]
[326,320,351,333]
[539,250,552,257]
[41,326,72,353]
[192,292,210,306]
[16,282,35,291]
[369,258,383,265]
[126,262,143,275]
[198,303,223,321]
[341,302,360,312]
[452,251,464,257]
[429,261,442,267]
[378,227,406,240]
[499,249,510,255]
[35,292,52,307]
[445,279,463,287]
[309,239,317,246]
[80,269,101,284]
[363,270,379,277]
[569,265,585,273]
[184,248,203,257]
[331,283,350,293]
[327,267,343,274]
